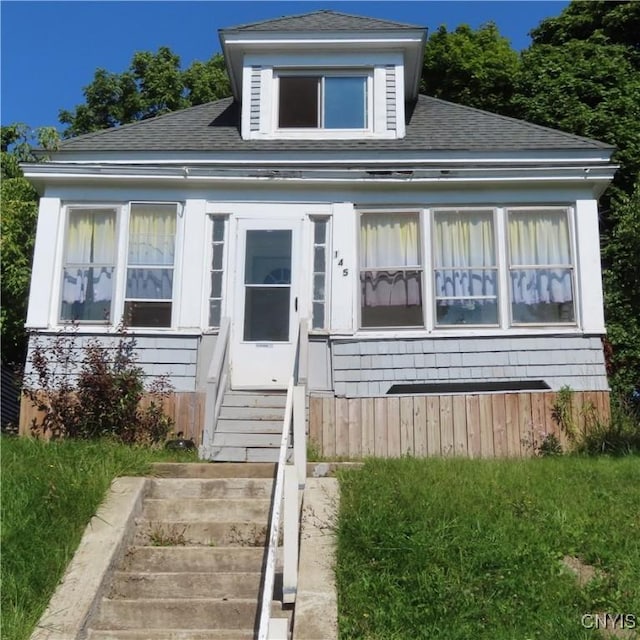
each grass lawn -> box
[0,436,196,640]
[336,457,640,640]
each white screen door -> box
[230,218,301,388]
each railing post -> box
[293,384,307,488]
[282,464,299,604]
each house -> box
[21,10,616,459]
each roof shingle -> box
[54,95,613,156]
[221,9,424,33]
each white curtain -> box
[509,210,573,304]
[433,211,496,302]
[62,209,115,308]
[126,204,176,300]
[360,214,421,307]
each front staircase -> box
[209,391,288,462]
[85,463,290,639]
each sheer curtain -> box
[62,209,115,319]
[433,211,496,301]
[126,204,176,300]
[509,210,573,305]
[360,213,421,308]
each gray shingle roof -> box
[221,10,424,33]
[54,95,613,155]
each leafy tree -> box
[421,22,520,115]
[60,49,231,137]
[1,125,59,367]
[602,182,640,398]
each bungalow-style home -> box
[22,10,616,460]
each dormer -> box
[219,10,426,141]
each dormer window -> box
[277,73,370,131]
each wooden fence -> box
[19,391,206,445]
[309,391,610,459]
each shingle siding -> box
[331,335,608,396]
[385,65,396,131]
[24,333,200,393]
[250,66,261,132]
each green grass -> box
[0,436,196,640]
[336,457,640,640]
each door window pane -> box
[244,288,290,341]
[245,230,292,284]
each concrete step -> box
[108,571,262,599]
[152,463,276,479]
[87,631,255,640]
[218,405,285,421]
[215,418,284,433]
[209,447,285,463]
[92,597,260,630]
[141,498,271,522]
[122,546,266,573]
[148,478,274,500]
[134,520,269,546]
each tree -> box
[421,22,520,116]
[60,48,231,137]
[514,0,640,397]
[1,125,59,367]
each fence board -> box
[335,398,350,458]
[400,397,414,456]
[518,393,533,455]
[348,398,362,458]
[492,395,507,457]
[309,396,323,451]
[479,395,494,458]
[440,396,454,456]
[387,397,401,457]
[374,398,388,457]
[361,398,375,456]
[452,395,468,456]
[322,396,336,458]
[465,395,481,458]
[426,396,441,455]
[505,394,521,457]
[413,396,427,456]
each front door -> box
[230,218,302,389]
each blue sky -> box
[1,1,569,131]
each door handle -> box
[295,297,298,312]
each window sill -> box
[343,326,587,341]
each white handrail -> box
[258,318,308,640]
[258,377,294,640]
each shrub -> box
[23,328,174,444]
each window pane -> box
[313,219,327,244]
[212,218,225,242]
[324,77,366,129]
[437,301,498,326]
[279,77,319,128]
[128,204,176,265]
[210,272,222,298]
[313,274,325,300]
[244,288,290,341]
[66,210,116,263]
[61,267,113,321]
[126,268,173,299]
[360,270,423,327]
[434,269,498,300]
[245,230,291,285]
[360,214,420,269]
[314,246,325,273]
[312,303,325,330]
[509,210,571,266]
[124,301,171,328]
[510,268,575,323]
[209,300,221,328]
